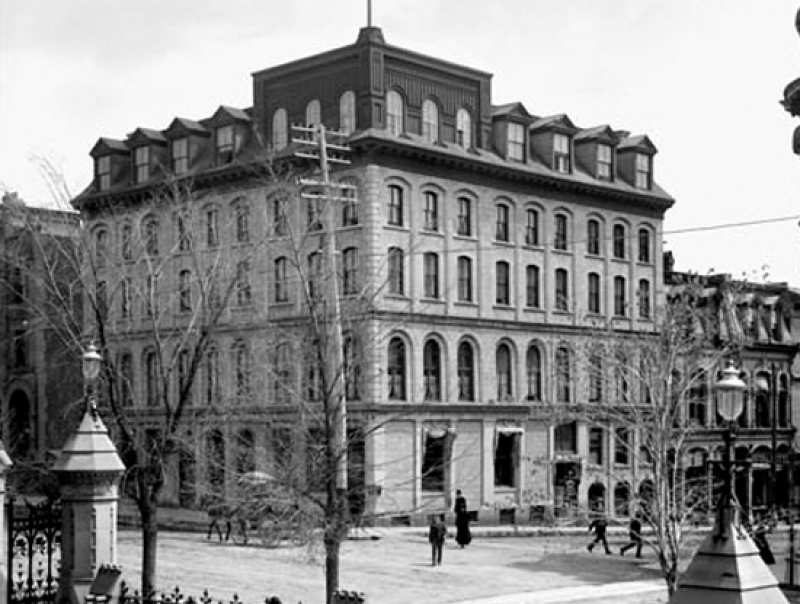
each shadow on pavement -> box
[509,551,664,584]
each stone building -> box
[74,26,676,522]
[0,192,82,463]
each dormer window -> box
[339,91,356,135]
[387,90,404,136]
[172,138,189,175]
[422,99,439,143]
[306,99,321,127]
[553,133,571,173]
[508,123,524,161]
[597,143,613,181]
[134,147,150,184]
[216,125,235,165]
[635,153,652,189]
[96,156,111,190]
[272,108,288,150]
[457,109,472,149]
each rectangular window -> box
[635,153,651,189]
[496,262,510,305]
[457,198,472,236]
[589,427,604,465]
[597,144,613,181]
[274,259,288,303]
[342,186,358,226]
[96,156,111,190]
[206,208,219,248]
[274,197,288,236]
[525,210,539,246]
[614,277,626,316]
[388,248,404,295]
[422,433,447,492]
[495,205,509,242]
[553,133,571,173]
[554,423,577,454]
[554,215,568,251]
[424,253,439,299]
[526,265,540,308]
[508,123,525,161]
[638,280,651,319]
[217,125,235,164]
[423,192,439,231]
[172,138,189,175]
[494,433,517,488]
[615,428,630,465]
[458,257,472,302]
[587,220,600,255]
[343,248,358,295]
[555,269,569,311]
[588,274,601,314]
[236,261,251,307]
[388,186,403,226]
[638,229,651,263]
[176,214,192,252]
[308,198,323,232]
[134,146,150,184]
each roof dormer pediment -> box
[574,125,618,144]
[491,102,533,122]
[165,117,210,139]
[127,128,167,147]
[206,105,252,128]
[618,134,657,154]
[90,137,130,158]
[530,113,578,134]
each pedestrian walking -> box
[454,489,472,548]
[429,514,447,566]
[587,515,611,554]
[753,520,775,565]
[620,513,643,558]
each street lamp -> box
[715,361,746,540]
[83,343,102,414]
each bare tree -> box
[545,277,739,596]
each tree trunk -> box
[325,535,340,604]
[139,494,159,596]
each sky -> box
[2,0,799,284]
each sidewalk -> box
[458,580,664,604]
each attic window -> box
[635,153,652,189]
[172,138,189,175]
[456,108,472,149]
[597,144,613,181]
[553,133,571,173]
[96,156,111,190]
[216,125,235,165]
[508,123,524,161]
[134,147,150,184]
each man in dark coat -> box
[454,489,472,548]
[587,515,611,554]
[428,514,448,566]
[620,514,643,558]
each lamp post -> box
[82,343,102,413]
[670,360,788,604]
[715,361,747,539]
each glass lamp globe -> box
[716,362,746,422]
[82,343,102,382]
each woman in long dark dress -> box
[454,489,472,548]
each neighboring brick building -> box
[74,26,677,522]
[0,192,82,464]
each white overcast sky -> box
[2,1,799,284]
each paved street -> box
[117,528,671,604]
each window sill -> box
[522,243,544,251]
[271,300,292,307]
[385,293,410,300]
[552,309,573,316]
[454,300,478,308]
[552,248,572,256]
[493,303,514,310]
[421,297,446,305]
[421,230,445,238]
[384,224,409,232]
[493,239,514,247]
[453,233,476,241]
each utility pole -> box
[292,123,354,496]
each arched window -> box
[306,99,321,126]
[272,108,288,150]
[614,276,626,316]
[457,341,475,401]
[342,247,358,295]
[118,351,134,407]
[205,346,220,406]
[457,197,472,236]
[339,90,356,135]
[233,199,250,243]
[145,349,158,407]
[233,341,250,398]
[526,346,542,401]
[495,203,510,241]
[274,343,291,404]
[142,215,159,256]
[689,369,708,426]
[555,268,569,311]
[554,214,568,250]
[387,337,406,400]
[423,191,439,231]
[587,219,601,255]
[179,270,192,312]
[589,354,603,403]
[205,206,220,247]
[423,252,439,299]
[388,185,403,226]
[120,223,133,260]
[525,209,539,246]
[423,340,442,401]
[274,257,288,303]
[273,194,288,236]
[235,261,251,307]
[638,228,651,263]
[614,482,631,517]
[779,375,790,427]
[308,251,322,300]
[456,108,472,148]
[555,346,571,403]
[177,348,192,405]
[496,344,513,401]
[343,334,360,400]
[388,247,404,295]
[613,224,626,259]
[638,279,651,319]
[422,99,439,143]
[755,372,771,428]
[386,90,404,135]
